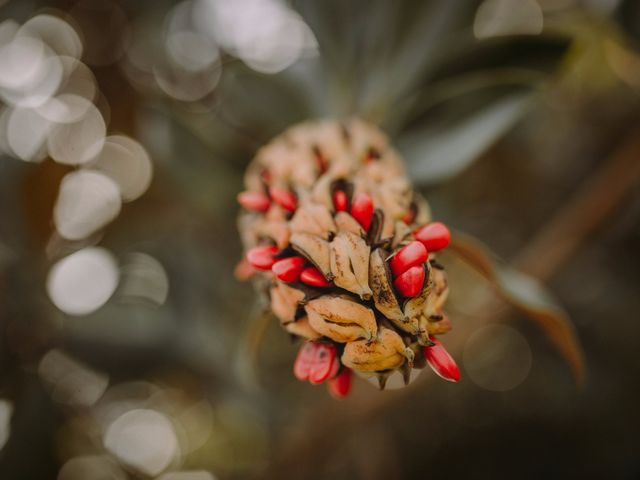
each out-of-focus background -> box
[1,0,640,478]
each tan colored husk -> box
[239,119,451,383]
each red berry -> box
[393,265,425,298]
[327,368,352,398]
[234,258,255,280]
[414,222,451,252]
[390,241,428,277]
[402,209,415,225]
[300,267,331,287]
[269,186,297,212]
[237,191,270,212]
[293,342,317,381]
[309,343,337,384]
[332,190,348,212]
[423,336,460,382]
[313,146,328,174]
[272,257,305,282]
[350,192,374,231]
[246,245,279,270]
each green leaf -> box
[448,231,586,386]
[401,90,532,184]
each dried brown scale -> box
[238,119,453,389]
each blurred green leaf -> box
[401,90,532,184]
[448,231,586,386]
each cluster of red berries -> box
[240,188,452,298]
[390,222,451,298]
[238,185,460,396]
[246,246,329,287]
[292,334,459,398]
[237,186,297,213]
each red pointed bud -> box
[402,209,416,225]
[390,241,428,277]
[327,368,352,398]
[269,186,297,212]
[423,336,460,382]
[293,342,317,381]
[309,342,337,384]
[272,256,305,282]
[313,145,328,174]
[328,356,340,379]
[237,191,270,212]
[300,267,331,287]
[393,265,425,298]
[350,192,374,231]
[234,258,255,280]
[414,222,451,252]
[246,245,279,270]
[364,147,381,163]
[332,190,348,212]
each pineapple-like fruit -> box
[237,119,458,398]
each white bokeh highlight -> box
[463,324,532,391]
[47,102,106,165]
[54,170,122,240]
[47,247,119,315]
[103,409,179,477]
[38,349,109,407]
[58,455,126,480]
[90,135,153,202]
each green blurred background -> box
[1,0,640,478]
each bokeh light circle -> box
[47,102,106,165]
[463,324,532,391]
[53,170,122,240]
[47,247,119,316]
[90,135,153,202]
[103,409,179,476]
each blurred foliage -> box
[1,0,640,479]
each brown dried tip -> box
[237,119,454,397]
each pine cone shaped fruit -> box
[237,119,458,397]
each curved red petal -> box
[390,241,428,277]
[423,337,460,382]
[393,265,425,298]
[246,245,279,270]
[269,186,297,212]
[350,192,374,231]
[293,342,317,381]
[272,256,305,282]
[414,222,451,252]
[327,368,352,398]
[299,267,331,287]
[332,190,348,212]
[309,343,337,384]
[237,191,270,212]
